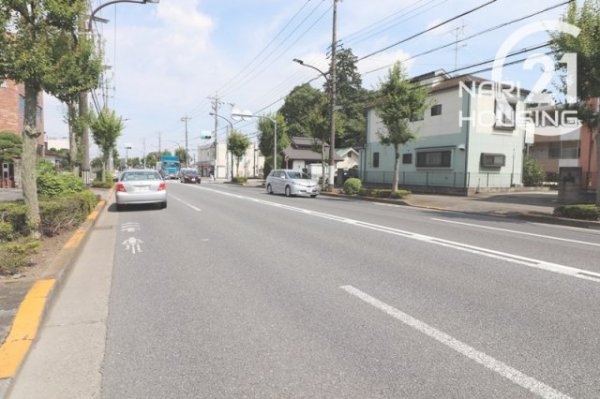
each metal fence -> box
[361,170,522,190]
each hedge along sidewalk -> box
[0,189,110,398]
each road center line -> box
[199,187,600,283]
[341,285,571,399]
[169,194,202,212]
[432,218,600,247]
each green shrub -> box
[523,157,545,186]
[343,178,362,195]
[40,191,99,236]
[0,239,39,275]
[0,202,29,237]
[358,187,372,196]
[232,176,248,184]
[390,190,411,199]
[37,172,85,197]
[371,189,392,198]
[553,204,600,220]
[0,221,15,242]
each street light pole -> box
[293,58,332,190]
[83,0,159,184]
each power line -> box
[362,0,572,77]
[343,0,449,48]
[358,0,498,62]
[215,0,318,97]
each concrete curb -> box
[321,192,600,230]
[0,189,110,399]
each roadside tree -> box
[550,0,600,205]
[257,113,288,175]
[90,108,124,181]
[0,0,93,237]
[228,131,252,177]
[375,62,429,192]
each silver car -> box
[266,169,319,198]
[115,169,167,210]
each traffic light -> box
[202,135,212,139]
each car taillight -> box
[158,181,166,191]
[116,183,126,192]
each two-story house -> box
[360,70,528,194]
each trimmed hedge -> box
[356,187,411,199]
[0,190,99,275]
[232,176,248,184]
[553,204,600,221]
[0,239,40,275]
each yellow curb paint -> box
[64,228,85,249]
[0,279,55,378]
[88,199,105,220]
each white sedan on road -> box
[115,169,167,211]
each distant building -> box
[0,79,45,188]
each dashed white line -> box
[341,285,571,399]
[169,195,202,211]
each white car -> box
[266,169,319,198]
[115,169,167,211]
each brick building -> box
[0,79,45,188]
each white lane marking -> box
[432,218,600,247]
[170,194,202,211]
[341,285,571,399]
[197,186,600,283]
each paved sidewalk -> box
[0,188,112,398]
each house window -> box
[431,104,442,116]
[480,153,506,168]
[494,99,516,129]
[402,153,412,164]
[548,142,561,159]
[416,150,451,167]
[561,141,579,159]
[373,152,380,168]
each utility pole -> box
[79,9,91,186]
[209,94,223,178]
[181,116,191,166]
[328,0,339,190]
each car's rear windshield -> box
[122,172,161,181]
[183,170,198,175]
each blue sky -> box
[43,0,571,159]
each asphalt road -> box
[8,182,600,398]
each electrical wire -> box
[362,0,572,76]
[358,0,498,62]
